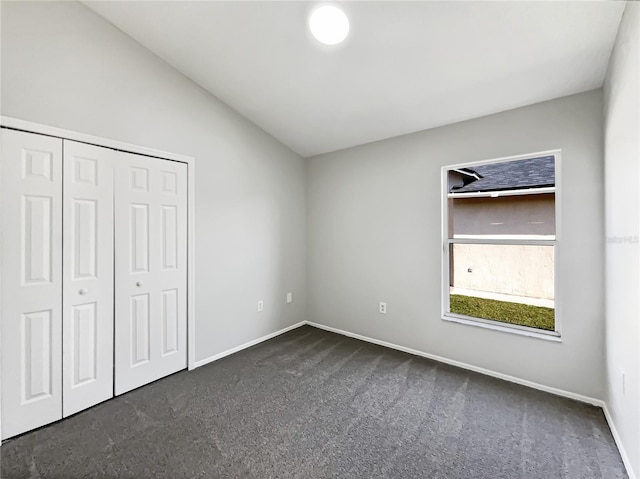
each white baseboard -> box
[305,321,603,407]
[602,403,637,479]
[192,321,306,369]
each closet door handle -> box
[79,288,89,295]
[136,282,143,287]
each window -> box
[442,152,559,337]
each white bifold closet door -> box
[114,152,187,395]
[1,128,188,439]
[0,129,63,439]
[62,141,115,417]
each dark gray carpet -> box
[1,325,627,478]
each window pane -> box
[450,193,555,238]
[449,243,554,331]
[448,156,555,194]
[447,155,556,240]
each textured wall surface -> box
[452,244,554,300]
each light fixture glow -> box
[309,4,349,45]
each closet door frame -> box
[0,116,197,441]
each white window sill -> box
[442,313,562,342]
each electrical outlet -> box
[286,292,293,304]
[379,302,387,314]
[257,300,264,312]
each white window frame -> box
[441,150,562,341]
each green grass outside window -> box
[450,294,555,331]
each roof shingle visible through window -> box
[450,156,555,193]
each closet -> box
[1,127,189,439]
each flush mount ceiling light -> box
[309,4,350,45]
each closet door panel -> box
[62,141,114,417]
[1,129,63,439]
[115,153,187,395]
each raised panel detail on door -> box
[115,153,187,395]
[2,128,63,440]
[72,302,97,387]
[131,167,149,192]
[62,141,114,417]
[161,289,178,356]
[131,294,150,366]
[73,200,97,279]
[161,206,178,270]
[22,310,53,401]
[22,149,53,181]
[74,157,98,186]
[131,204,149,273]
[161,171,177,194]
[23,195,53,284]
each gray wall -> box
[604,3,639,476]
[308,90,605,399]
[0,1,307,362]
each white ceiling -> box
[85,1,625,157]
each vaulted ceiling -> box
[85,1,625,157]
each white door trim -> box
[0,117,193,163]
[0,116,197,441]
